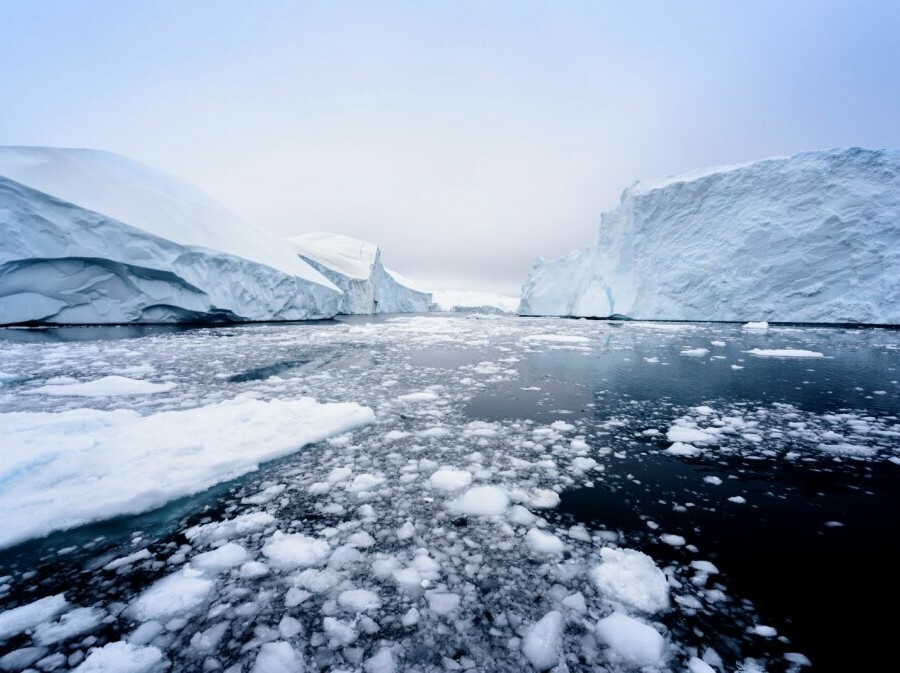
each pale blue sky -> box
[2,1,899,294]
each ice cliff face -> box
[288,232,432,314]
[520,148,900,324]
[0,147,342,324]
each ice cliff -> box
[519,148,900,324]
[0,147,342,325]
[288,232,432,314]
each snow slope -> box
[0,147,342,324]
[520,148,900,323]
[431,290,519,314]
[288,232,432,314]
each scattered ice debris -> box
[262,532,331,569]
[681,348,709,357]
[660,533,686,547]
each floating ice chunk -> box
[34,606,105,645]
[190,622,229,652]
[338,589,382,613]
[396,522,415,540]
[26,376,175,397]
[562,592,587,613]
[681,348,709,357]
[73,641,166,673]
[129,567,215,622]
[347,531,376,547]
[448,485,509,516]
[688,655,717,673]
[429,468,473,492]
[711,340,726,347]
[690,560,720,574]
[753,624,778,637]
[425,590,461,615]
[191,543,249,572]
[326,467,353,483]
[104,549,152,571]
[522,610,564,671]
[590,548,670,613]
[401,607,420,626]
[284,588,311,608]
[525,528,566,554]
[1,646,49,670]
[522,334,590,344]
[0,594,67,641]
[660,534,686,547]
[703,476,723,486]
[728,496,747,504]
[0,396,373,548]
[384,430,411,442]
[817,443,875,456]
[323,616,358,646]
[347,473,386,492]
[240,561,270,579]
[528,489,561,509]
[263,532,330,569]
[743,322,769,331]
[185,512,275,545]
[665,442,701,456]
[292,568,341,593]
[596,612,666,667]
[364,647,396,673]
[127,621,163,646]
[550,420,575,432]
[392,567,424,594]
[398,391,439,402]
[785,652,812,666]
[571,456,598,471]
[507,505,537,526]
[666,426,716,444]
[744,348,824,358]
[251,641,304,673]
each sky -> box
[2,1,899,295]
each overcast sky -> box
[2,1,899,295]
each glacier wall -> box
[289,233,432,314]
[519,148,900,324]
[0,148,342,325]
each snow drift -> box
[519,148,900,324]
[0,147,342,325]
[288,232,432,314]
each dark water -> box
[458,329,900,673]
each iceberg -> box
[520,148,900,324]
[288,232,432,314]
[431,290,519,314]
[0,147,342,325]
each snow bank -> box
[0,146,341,324]
[0,395,374,547]
[520,148,900,323]
[288,232,432,314]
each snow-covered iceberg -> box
[288,232,432,314]
[431,290,519,314]
[0,147,342,325]
[519,148,900,324]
